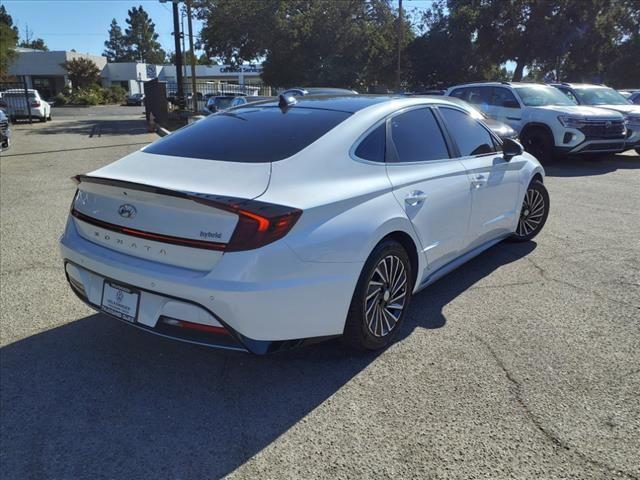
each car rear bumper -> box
[59,217,362,353]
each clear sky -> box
[3,0,205,57]
[3,0,438,58]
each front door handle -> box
[470,174,487,189]
[405,190,427,206]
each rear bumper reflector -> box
[71,208,227,251]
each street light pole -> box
[186,0,198,113]
[396,0,403,92]
[171,0,185,109]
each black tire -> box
[635,148,639,155]
[39,115,46,123]
[508,180,550,242]
[342,239,413,351]
[521,128,556,165]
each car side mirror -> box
[502,100,520,109]
[503,138,524,161]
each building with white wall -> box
[8,48,107,98]
[8,48,264,97]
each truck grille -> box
[579,119,626,139]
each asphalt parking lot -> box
[1,107,639,480]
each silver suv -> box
[446,82,627,163]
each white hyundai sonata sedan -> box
[60,95,549,354]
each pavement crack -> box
[473,334,639,480]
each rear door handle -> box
[405,190,427,206]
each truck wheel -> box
[521,128,556,165]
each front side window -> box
[389,108,449,163]
[439,107,497,157]
[144,106,351,162]
[490,87,520,108]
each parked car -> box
[0,89,51,123]
[619,90,640,104]
[228,96,274,108]
[446,82,627,163]
[126,93,145,106]
[60,94,548,354]
[280,87,359,97]
[431,96,518,141]
[0,109,10,151]
[202,95,239,115]
[550,83,640,154]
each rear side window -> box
[490,87,520,108]
[354,123,386,162]
[144,107,351,162]
[389,108,449,162]
[439,107,497,157]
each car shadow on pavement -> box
[22,118,150,137]
[0,242,535,479]
[399,241,537,335]
[544,152,640,177]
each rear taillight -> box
[194,197,302,252]
[31,101,41,108]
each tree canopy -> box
[195,0,639,90]
[19,38,48,51]
[407,0,640,88]
[196,0,412,89]
[63,57,101,90]
[124,6,166,64]
[0,5,18,80]
[104,6,166,63]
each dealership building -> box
[8,48,264,97]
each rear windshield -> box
[144,106,351,162]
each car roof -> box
[549,83,609,89]
[448,82,549,89]
[236,94,467,113]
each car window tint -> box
[440,107,497,157]
[490,87,520,108]
[354,123,386,162]
[144,106,351,162]
[389,108,449,162]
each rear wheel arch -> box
[377,231,419,291]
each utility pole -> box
[396,0,403,92]
[171,0,185,109]
[186,0,198,113]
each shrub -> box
[72,85,104,105]
[102,85,126,104]
[53,92,69,105]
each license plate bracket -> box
[101,281,140,323]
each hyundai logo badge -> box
[118,204,137,219]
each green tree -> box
[104,18,130,61]
[196,0,411,89]
[18,38,48,51]
[124,6,166,64]
[63,57,101,90]
[0,5,18,80]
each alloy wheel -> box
[364,254,408,337]
[516,187,545,237]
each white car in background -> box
[0,89,51,122]
[60,95,548,354]
[446,82,627,163]
[550,83,640,154]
